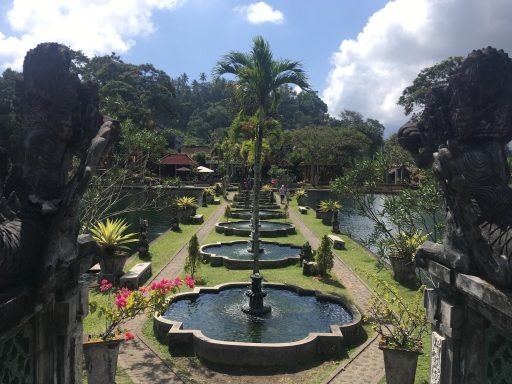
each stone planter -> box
[389,256,417,285]
[177,207,194,223]
[99,251,129,284]
[83,338,124,384]
[380,346,421,384]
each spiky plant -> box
[176,196,198,210]
[90,218,138,255]
[293,188,308,200]
[319,199,342,213]
[261,184,273,192]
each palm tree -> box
[214,36,309,274]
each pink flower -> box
[185,276,195,288]
[173,277,182,286]
[101,279,108,285]
[124,331,135,341]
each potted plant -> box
[84,276,195,384]
[294,188,308,206]
[366,276,428,384]
[384,231,427,285]
[203,187,216,204]
[90,218,138,283]
[318,199,341,225]
[176,196,198,223]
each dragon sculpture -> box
[0,43,118,293]
[398,47,512,288]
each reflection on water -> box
[164,287,353,343]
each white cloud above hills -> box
[322,0,512,134]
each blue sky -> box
[1,0,512,135]
[122,0,388,92]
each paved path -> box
[288,207,385,384]
[118,200,227,384]
[118,200,384,384]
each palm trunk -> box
[251,106,264,274]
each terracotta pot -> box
[389,255,417,285]
[83,338,124,384]
[99,251,128,283]
[380,346,421,384]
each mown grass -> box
[289,199,430,384]
[84,203,221,337]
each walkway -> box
[118,200,228,384]
[118,199,384,384]
[287,208,385,384]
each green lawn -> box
[84,203,221,337]
[289,199,430,384]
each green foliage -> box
[0,69,20,148]
[398,56,463,119]
[366,276,428,352]
[185,234,201,279]
[260,184,273,192]
[203,187,215,196]
[294,189,308,200]
[316,235,334,277]
[192,151,207,166]
[319,200,341,213]
[331,155,444,266]
[384,231,429,260]
[176,196,198,209]
[90,218,138,255]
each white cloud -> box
[322,0,512,135]
[0,0,185,70]
[234,2,283,24]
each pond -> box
[163,286,353,343]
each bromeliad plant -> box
[261,184,273,192]
[366,275,428,352]
[319,199,342,213]
[176,196,198,209]
[294,188,308,204]
[385,231,428,261]
[89,276,196,341]
[90,218,138,256]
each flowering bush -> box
[89,276,195,341]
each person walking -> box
[279,185,285,204]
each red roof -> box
[159,153,197,166]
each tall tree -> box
[214,36,309,273]
[397,56,463,119]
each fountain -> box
[201,240,301,268]
[215,220,295,236]
[230,208,283,219]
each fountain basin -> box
[230,209,284,220]
[154,282,362,367]
[230,202,281,210]
[215,220,296,237]
[201,240,301,269]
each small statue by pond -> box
[331,210,340,234]
[138,219,149,258]
[300,241,314,265]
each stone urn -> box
[380,346,421,384]
[83,338,124,384]
[99,250,129,284]
[389,255,417,285]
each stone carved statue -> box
[398,47,512,288]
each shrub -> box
[316,235,334,277]
[366,275,428,352]
[294,188,308,200]
[224,205,232,222]
[185,234,201,279]
[261,184,273,192]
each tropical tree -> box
[214,36,309,274]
